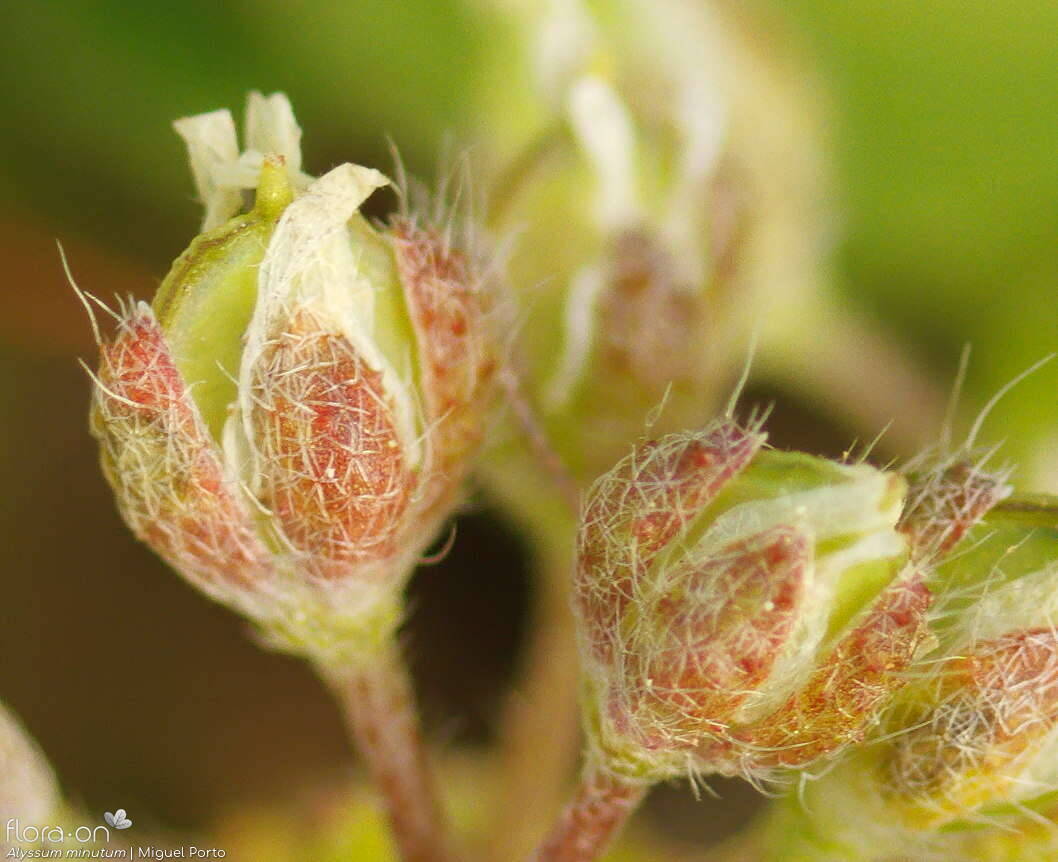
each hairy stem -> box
[321,644,453,862]
[529,766,647,862]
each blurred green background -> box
[1,0,1055,853]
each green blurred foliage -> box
[780,0,1058,477]
[1,0,483,260]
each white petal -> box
[567,76,640,231]
[661,80,728,284]
[544,263,606,410]
[674,81,727,187]
[172,108,243,230]
[244,91,304,177]
[534,0,596,103]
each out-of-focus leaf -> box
[777,0,1058,483]
[1,0,482,263]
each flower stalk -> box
[486,527,582,862]
[528,766,647,862]
[322,645,453,862]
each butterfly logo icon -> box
[103,809,132,830]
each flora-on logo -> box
[103,809,132,830]
[6,817,111,845]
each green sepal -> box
[152,160,294,439]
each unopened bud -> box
[574,419,927,782]
[886,628,1058,829]
[898,452,1012,560]
[883,493,1058,828]
[767,491,1058,860]
[89,94,494,663]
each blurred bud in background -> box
[473,0,831,512]
[574,418,929,784]
[89,94,495,667]
[0,701,59,825]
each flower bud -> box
[476,0,826,497]
[886,628,1058,829]
[0,701,59,824]
[759,490,1058,861]
[89,94,494,664]
[883,493,1058,829]
[897,451,1012,560]
[573,418,928,782]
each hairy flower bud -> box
[573,418,928,782]
[886,628,1058,828]
[89,94,494,663]
[760,487,1058,861]
[0,702,58,824]
[898,451,1012,561]
[884,492,1058,827]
